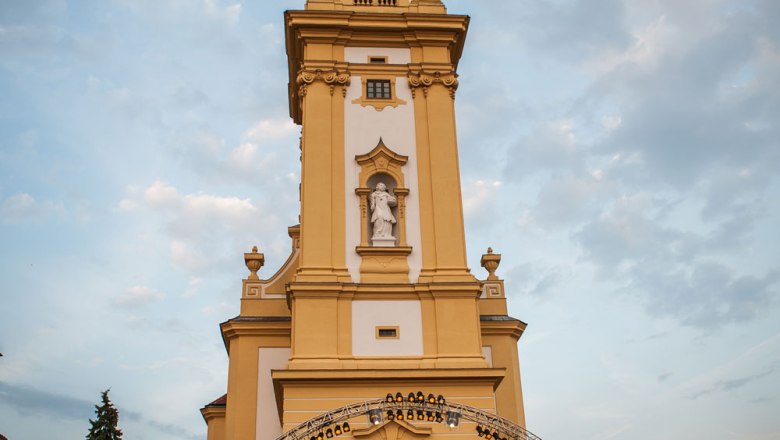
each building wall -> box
[344,47,423,283]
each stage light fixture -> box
[342,423,351,433]
[334,425,343,436]
[368,409,383,426]
[386,393,394,403]
[395,392,403,402]
[407,392,415,402]
[416,410,424,420]
[437,395,446,405]
[445,411,461,428]
[326,429,333,438]
[415,391,424,402]
[427,393,435,404]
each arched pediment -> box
[355,138,408,187]
[353,420,432,440]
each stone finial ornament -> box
[480,247,501,281]
[244,246,265,280]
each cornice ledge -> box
[479,315,528,339]
[272,367,506,382]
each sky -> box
[0,0,778,439]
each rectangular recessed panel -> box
[352,301,422,356]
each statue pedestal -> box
[356,246,412,283]
[371,237,397,247]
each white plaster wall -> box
[256,347,291,440]
[344,46,422,283]
[344,47,411,64]
[482,346,493,368]
[352,300,423,356]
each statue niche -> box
[354,139,413,283]
[355,139,411,249]
[368,175,398,247]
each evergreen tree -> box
[86,389,123,440]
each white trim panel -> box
[352,300,423,356]
[256,347,291,440]
[344,46,422,283]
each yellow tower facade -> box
[201,1,538,440]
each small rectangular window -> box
[376,326,399,339]
[369,56,388,64]
[366,79,392,100]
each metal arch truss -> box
[274,398,542,440]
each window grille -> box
[366,80,392,100]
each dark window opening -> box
[377,327,398,338]
[370,57,387,64]
[367,80,392,99]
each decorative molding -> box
[351,76,408,111]
[407,70,459,99]
[480,247,501,281]
[355,138,409,188]
[297,68,351,98]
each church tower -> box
[201,1,540,440]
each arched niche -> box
[366,172,399,246]
[355,139,410,248]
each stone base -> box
[356,246,412,283]
[370,236,397,247]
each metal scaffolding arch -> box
[273,397,542,440]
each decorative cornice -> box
[297,68,351,97]
[408,70,459,98]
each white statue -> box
[370,182,397,242]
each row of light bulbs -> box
[476,425,510,440]
[310,423,351,440]
[310,392,461,440]
[385,408,444,423]
[371,391,461,428]
[385,391,446,406]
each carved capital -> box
[297,68,351,97]
[408,70,459,99]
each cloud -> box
[170,118,299,186]
[688,366,777,399]
[463,180,502,223]
[506,262,572,300]
[575,193,780,328]
[0,382,92,420]
[119,181,291,276]
[532,173,614,228]
[485,0,780,331]
[0,193,65,223]
[0,381,197,439]
[147,419,201,440]
[114,286,165,307]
